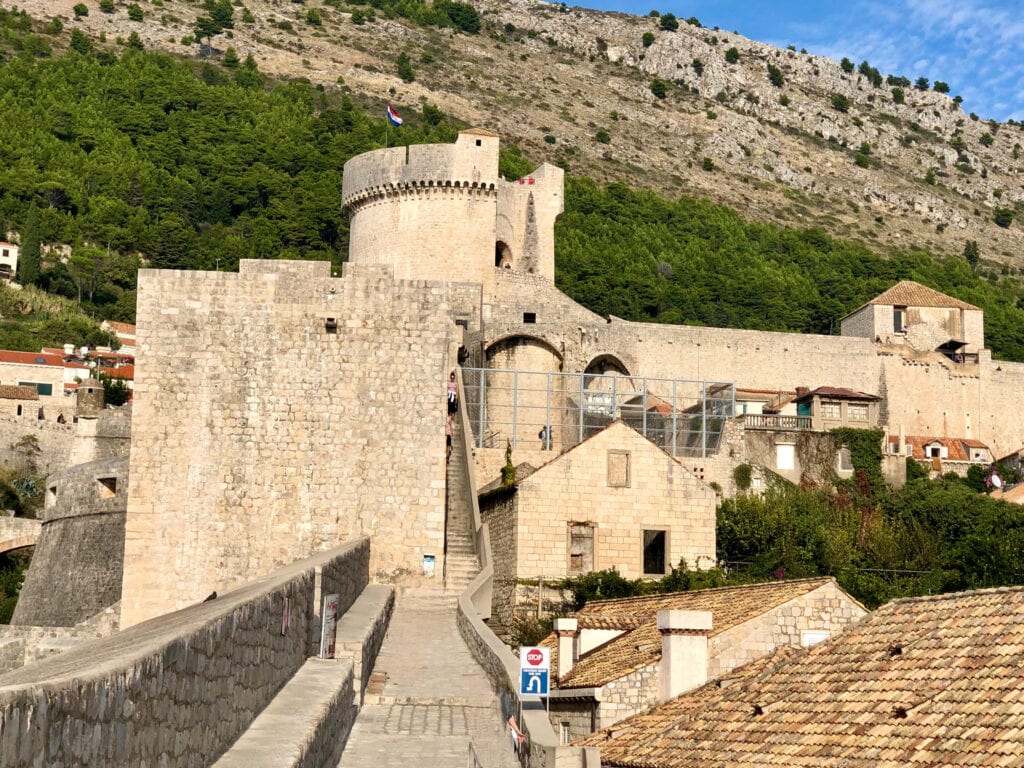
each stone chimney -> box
[657,609,713,702]
[795,386,810,399]
[554,617,578,679]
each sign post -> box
[519,646,550,706]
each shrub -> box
[691,58,703,76]
[241,7,255,23]
[659,12,678,31]
[126,31,144,50]
[924,168,936,185]
[854,153,870,168]
[222,46,240,68]
[69,28,92,54]
[840,57,854,73]
[980,132,994,147]
[830,93,851,112]
[725,46,739,64]
[993,208,1014,228]
[701,156,715,171]
[642,31,654,47]
[933,80,950,93]
[650,78,667,98]
[73,3,88,17]
[779,94,790,106]
[891,87,904,104]
[351,10,365,24]
[305,8,322,25]
[397,51,415,82]
[733,463,752,491]
[99,0,115,12]
[127,3,143,21]
[767,63,784,87]
[686,16,701,27]
[595,130,611,144]
[543,134,556,144]
[915,76,929,90]
[43,17,64,34]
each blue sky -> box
[567,1,1024,122]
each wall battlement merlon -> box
[341,179,498,215]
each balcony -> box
[741,413,812,431]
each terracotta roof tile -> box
[579,586,1024,767]
[888,435,990,462]
[796,386,879,401]
[0,350,63,366]
[867,280,980,310]
[0,385,39,401]
[552,579,839,689]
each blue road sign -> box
[520,669,549,696]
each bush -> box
[891,87,904,104]
[43,17,64,34]
[351,9,365,24]
[933,80,950,93]
[915,76,929,90]
[701,156,715,171]
[691,58,703,76]
[69,28,92,54]
[642,31,654,47]
[659,12,678,31]
[733,463,752,491]
[830,93,851,112]
[73,3,88,17]
[993,208,1014,228]
[779,94,790,107]
[725,46,739,64]
[840,57,854,73]
[595,130,610,144]
[980,133,994,147]
[305,8,322,25]
[99,0,115,12]
[543,134,556,144]
[650,78,667,99]
[767,63,784,87]
[127,3,144,21]
[396,51,415,82]
[222,46,240,68]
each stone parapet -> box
[0,537,370,768]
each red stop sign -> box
[526,649,544,666]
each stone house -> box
[839,279,984,358]
[0,241,18,281]
[887,434,991,478]
[792,386,880,431]
[0,350,78,422]
[580,586,1024,768]
[478,421,717,630]
[544,577,866,741]
[0,385,39,418]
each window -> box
[906,444,913,457]
[607,450,630,487]
[801,630,830,647]
[847,403,868,421]
[46,485,57,508]
[97,477,117,499]
[838,447,853,471]
[523,312,536,324]
[643,529,667,575]
[820,400,841,419]
[776,443,795,470]
[894,306,907,333]
[19,381,53,396]
[568,523,595,574]
[561,723,572,745]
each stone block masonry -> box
[122,260,452,626]
[0,537,370,768]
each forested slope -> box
[1,8,1024,362]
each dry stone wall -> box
[122,260,452,626]
[0,538,369,768]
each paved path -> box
[337,590,519,768]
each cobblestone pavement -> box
[337,590,520,768]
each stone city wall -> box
[0,538,369,768]
[123,260,452,626]
[12,456,128,627]
[0,414,72,477]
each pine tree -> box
[963,240,980,270]
[18,206,40,286]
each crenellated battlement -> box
[342,178,498,216]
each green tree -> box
[924,167,936,185]
[691,58,704,76]
[963,240,980,270]
[642,31,655,48]
[127,3,143,21]
[595,130,611,144]
[659,12,678,31]
[767,63,784,87]
[993,208,1014,228]
[396,51,415,82]
[933,80,950,93]
[980,133,994,147]
[915,76,929,90]
[126,31,144,51]
[234,52,265,87]
[17,207,40,286]
[891,87,904,104]
[650,78,667,98]
[73,3,89,17]
[306,7,323,26]
[69,27,92,54]
[100,375,131,406]
[222,46,240,68]
[725,46,739,64]
[99,0,115,13]
[840,57,854,73]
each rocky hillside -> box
[22,0,1024,267]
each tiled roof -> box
[461,127,499,137]
[0,350,63,366]
[550,579,838,689]
[989,484,1024,504]
[0,385,38,401]
[796,386,879,402]
[867,280,979,310]
[580,586,1024,768]
[103,320,137,336]
[888,435,990,462]
[105,365,135,380]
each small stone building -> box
[479,421,717,630]
[545,578,866,740]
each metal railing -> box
[462,368,735,458]
[741,413,813,430]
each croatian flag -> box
[386,104,403,127]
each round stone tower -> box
[76,377,104,419]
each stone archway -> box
[494,240,513,269]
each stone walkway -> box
[337,589,519,768]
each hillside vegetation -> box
[4,12,1023,359]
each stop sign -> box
[526,648,544,666]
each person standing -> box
[447,371,459,415]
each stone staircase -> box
[445,409,480,593]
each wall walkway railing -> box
[461,368,735,458]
